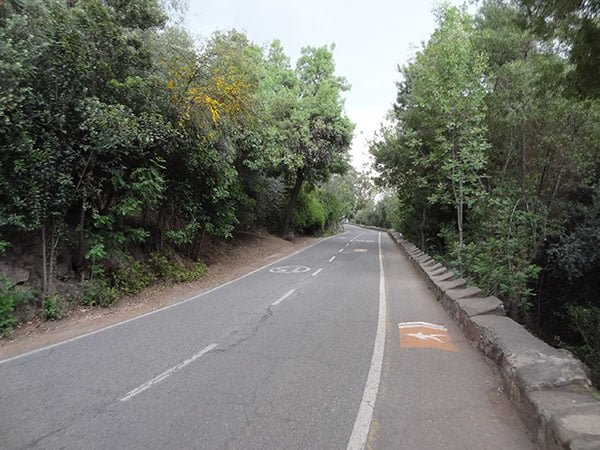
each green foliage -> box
[0,276,37,336]
[291,189,327,234]
[149,252,207,283]
[113,258,156,295]
[316,171,360,230]
[354,195,402,230]
[42,295,64,321]
[81,279,119,307]
[0,1,352,326]
[0,241,10,256]
[86,242,108,280]
[565,305,600,387]
[172,261,207,283]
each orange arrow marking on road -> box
[398,321,457,352]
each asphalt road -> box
[0,226,533,449]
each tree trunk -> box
[282,169,304,239]
[48,224,57,294]
[194,229,207,261]
[75,195,86,271]
[41,225,47,294]
[419,204,427,250]
[457,188,464,273]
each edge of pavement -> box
[383,228,600,450]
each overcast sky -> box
[183,0,464,170]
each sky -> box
[183,0,464,170]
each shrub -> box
[0,276,37,337]
[172,261,207,283]
[566,305,600,387]
[42,295,64,320]
[149,252,207,283]
[81,279,119,307]
[113,259,155,295]
[148,252,178,279]
[291,189,326,234]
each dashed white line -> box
[338,248,344,253]
[329,256,336,262]
[271,289,296,306]
[312,268,323,277]
[120,343,218,402]
[347,232,387,450]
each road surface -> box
[0,225,532,449]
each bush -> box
[149,252,207,283]
[460,237,540,316]
[292,189,326,234]
[566,305,600,387]
[0,276,37,337]
[81,279,119,307]
[172,261,207,283]
[113,258,155,295]
[42,295,64,320]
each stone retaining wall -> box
[387,230,600,450]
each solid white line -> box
[271,289,296,306]
[329,256,336,262]
[120,343,217,402]
[339,248,344,253]
[312,268,323,277]
[347,232,387,450]
[0,234,339,366]
[398,322,447,331]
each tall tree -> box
[281,46,354,237]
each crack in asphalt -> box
[26,424,68,449]
[214,307,274,353]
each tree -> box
[261,44,353,238]
[374,6,489,265]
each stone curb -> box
[387,230,600,450]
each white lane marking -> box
[0,234,338,366]
[271,289,296,306]
[345,243,350,248]
[398,321,448,331]
[338,248,344,253]
[120,343,217,402]
[312,268,323,277]
[329,256,336,262]
[347,232,387,450]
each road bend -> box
[0,225,532,449]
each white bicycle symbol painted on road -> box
[269,265,311,274]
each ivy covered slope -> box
[366,3,600,385]
[0,0,358,335]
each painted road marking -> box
[347,232,387,450]
[312,268,323,277]
[398,322,457,352]
[354,249,368,253]
[329,256,336,262]
[269,265,311,274]
[338,248,344,253]
[351,232,366,242]
[120,343,218,402]
[271,289,296,306]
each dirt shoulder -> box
[0,231,318,361]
